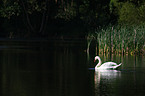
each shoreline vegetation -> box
[0,0,145,56]
[87,25,145,55]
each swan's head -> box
[94,56,102,67]
[94,56,100,62]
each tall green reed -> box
[96,25,145,55]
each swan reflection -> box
[94,70,121,95]
[95,70,121,84]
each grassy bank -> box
[95,25,145,55]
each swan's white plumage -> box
[94,56,122,70]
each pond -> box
[0,40,145,96]
[90,54,145,96]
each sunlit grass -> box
[96,25,145,55]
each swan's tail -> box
[114,63,122,69]
[118,63,122,66]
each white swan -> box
[94,56,122,70]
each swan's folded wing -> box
[101,62,117,67]
[97,62,122,70]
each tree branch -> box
[20,0,35,33]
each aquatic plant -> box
[87,33,95,53]
[96,25,145,55]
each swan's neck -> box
[96,57,102,67]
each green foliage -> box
[118,2,145,25]
[0,1,20,19]
[26,0,46,14]
[118,2,137,25]
[137,4,145,24]
[55,3,77,21]
[109,0,119,12]
[79,0,90,20]
[0,0,144,39]
[0,0,47,18]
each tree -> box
[20,0,51,36]
[0,0,56,37]
[0,0,20,19]
[118,2,145,25]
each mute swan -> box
[94,56,122,70]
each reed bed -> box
[96,25,145,55]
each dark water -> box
[0,40,145,96]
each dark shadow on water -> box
[1,39,145,96]
[0,40,92,96]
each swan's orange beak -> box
[94,60,96,62]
